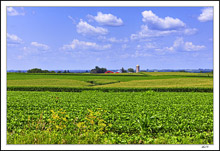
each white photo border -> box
[1,1,219,150]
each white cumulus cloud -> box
[184,42,205,51]
[130,25,198,40]
[142,10,185,30]
[76,19,108,36]
[7,7,25,16]
[198,7,213,22]
[62,39,111,51]
[31,42,49,50]
[130,25,177,40]
[7,33,23,44]
[88,12,123,26]
[184,28,198,35]
[158,37,205,53]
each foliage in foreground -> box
[7,86,213,92]
[7,91,213,144]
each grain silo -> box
[136,65,140,73]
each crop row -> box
[7,91,213,144]
[7,86,213,92]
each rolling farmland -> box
[7,72,213,144]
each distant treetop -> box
[90,66,107,73]
[27,68,55,73]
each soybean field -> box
[6,72,213,144]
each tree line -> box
[27,68,71,73]
[27,67,136,73]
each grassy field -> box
[95,78,213,88]
[6,72,213,144]
[7,72,213,88]
[139,72,212,76]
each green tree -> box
[90,66,107,73]
[127,68,134,72]
[27,68,51,73]
[27,68,42,73]
[121,67,127,73]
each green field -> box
[7,72,213,144]
[7,91,213,144]
[7,72,213,89]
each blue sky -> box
[7,7,213,70]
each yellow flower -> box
[90,120,94,124]
[76,122,84,128]
[99,119,104,122]
[99,123,106,127]
[52,114,59,120]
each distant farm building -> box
[105,71,114,73]
[136,65,140,73]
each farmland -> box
[7,72,213,89]
[6,72,213,144]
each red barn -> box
[105,71,114,73]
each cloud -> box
[121,50,152,59]
[87,12,123,26]
[7,7,25,16]
[97,36,128,43]
[184,42,205,51]
[198,7,213,22]
[31,42,50,50]
[62,39,111,51]
[183,28,198,35]
[130,25,177,40]
[136,43,157,51]
[76,19,108,36]
[131,25,198,40]
[17,46,41,59]
[68,15,76,24]
[7,33,23,44]
[130,10,193,40]
[142,10,185,30]
[22,46,38,54]
[157,37,205,53]
[121,44,128,50]
[18,43,51,59]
